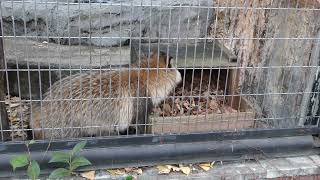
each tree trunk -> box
[210,0,320,128]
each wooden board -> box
[131,42,238,68]
[150,97,256,134]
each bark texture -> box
[210,0,320,127]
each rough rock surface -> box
[2,0,213,47]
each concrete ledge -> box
[93,155,320,180]
[1,135,319,178]
[4,38,130,99]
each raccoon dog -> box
[29,51,182,139]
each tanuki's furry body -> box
[29,51,182,139]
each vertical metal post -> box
[0,20,9,141]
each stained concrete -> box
[92,155,320,180]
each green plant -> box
[9,140,91,179]
[10,140,41,180]
[124,175,134,180]
[49,141,91,179]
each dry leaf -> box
[156,165,171,174]
[178,165,191,175]
[10,103,20,108]
[191,100,196,107]
[106,169,126,175]
[209,100,219,111]
[9,117,19,123]
[163,104,171,116]
[124,167,134,172]
[150,72,231,118]
[203,91,210,97]
[166,165,180,172]
[133,168,143,175]
[125,167,143,175]
[198,163,212,171]
[11,97,21,102]
[224,106,234,113]
[80,171,95,180]
[231,108,238,113]
[175,103,181,111]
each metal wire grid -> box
[0,0,319,142]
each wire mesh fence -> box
[0,0,320,142]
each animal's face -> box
[152,51,182,85]
[145,51,182,105]
[149,51,182,86]
[149,51,173,69]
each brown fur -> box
[29,51,181,139]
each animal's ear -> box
[156,51,167,65]
[166,55,173,68]
[150,50,172,67]
[168,55,173,65]
[150,49,158,59]
[158,51,173,68]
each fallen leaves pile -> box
[157,164,192,175]
[156,162,215,175]
[152,70,238,117]
[105,167,143,180]
[107,167,143,176]
[102,162,216,179]
[5,95,29,140]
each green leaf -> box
[71,141,87,156]
[10,154,29,171]
[49,152,70,164]
[27,160,40,180]
[49,168,70,179]
[29,140,36,145]
[70,156,92,171]
[124,175,133,180]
